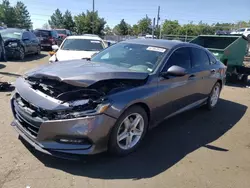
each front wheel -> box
[206,82,221,110]
[108,106,148,156]
[18,47,25,60]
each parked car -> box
[230,28,250,39]
[11,39,226,158]
[34,29,62,50]
[49,35,108,62]
[0,28,41,60]
[215,30,231,35]
[55,29,72,40]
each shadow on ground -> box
[8,53,47,63]
[22,99,247,179]
[0,71,21,77]
[0,64,6,69]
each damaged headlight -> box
[54,103,110,119]
[8,42,18,47]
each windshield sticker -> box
[91,40,101,43]
[147,68,153,72]
[146,46,166,53]
[13,32,21,35]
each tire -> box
[206,82,221,110]
[18,47,25,60]
[36,45,41,55]
[247,34,250,41]
[108,105,148,156]
[241,75,248,84]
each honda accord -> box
[10,39,226,158]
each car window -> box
[61,39,105,51]
[29,32,37,40]
[207,52,217,64]
[247,29,250,31]
[22,32,30,40]
[191,47,210,68]
[52,31,58,38]
[34,30,50,37]
[162,47,191,71]
[237,28,246,32]
[92,43,168,73]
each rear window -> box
[55,30,66,35]
[61,39,104,51]
[34,30,51,37]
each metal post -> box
[159,25,162,39]
[152,18,155,39]
[156,6,160,29]
[92,0,95,34]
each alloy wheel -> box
[117,113,144,150]
[210,85,220,107]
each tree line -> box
[0,0,32,29]
[1,0,250,37]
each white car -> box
[49,35,108,62]
[230,28,250,38]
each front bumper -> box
[11,97,117,157]
[5,46,21,58]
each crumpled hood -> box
[56,49,99,61]
[25,60,149,87]
[3,38,20,45]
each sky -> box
[8,0,250,29]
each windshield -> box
[91,43,168,73]
[61,38,104,51]
[0,29,22,39]
[55,30,66,35]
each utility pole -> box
[156,6,160,38]
[152,17,155,39]
[92,0,95,34]
[156,6,160,29]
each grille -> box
[12,94,44,138]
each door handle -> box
[211,69,216,73]
[188,75,196,80]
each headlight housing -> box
[8,42,18,47]
[54,103,110,120]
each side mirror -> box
[52,45,59,51]
[161,65,186,78]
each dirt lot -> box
[0,53,250,188]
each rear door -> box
[156,47,202,120]
[22,32,32,53]
[29,32,39,52]
[190,47,217,97]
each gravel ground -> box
[0,53,250,188]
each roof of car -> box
[122,39,183,49]
[67,35,103,41]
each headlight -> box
[8,42,18,47]
[54,103,110,119]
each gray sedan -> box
[10,39,227,158]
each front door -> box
[154,47,202,122]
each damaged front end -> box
[20,75,146,120]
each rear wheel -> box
[108,106,148,156]
[36,45,41,55]
[206,82,221,110]
[247,34,250,41]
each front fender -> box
[104,83,158,119]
